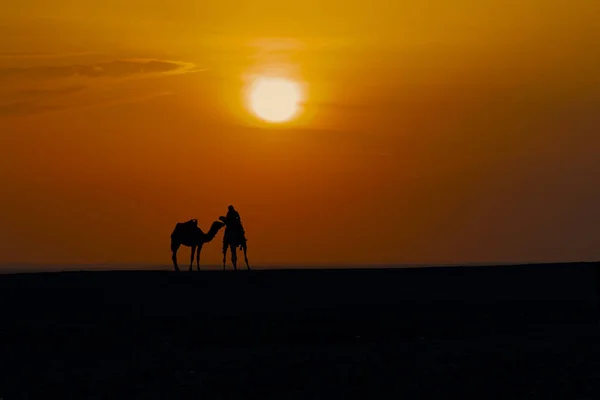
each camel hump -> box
[172,219,200,235]
[179,219,198,228]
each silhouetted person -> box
[221,205,250,271]
[225,205,244,233]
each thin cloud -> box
[0,101,66,116]
[0,58,200,117]
[19,85,86,97]
[0,59,197,81]
[81,90,175,112]
[0,51,100,59]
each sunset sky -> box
[1,1,599,267]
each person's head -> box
[228,205,234,211]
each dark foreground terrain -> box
[1,263,599,399]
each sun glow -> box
[248,77,301,123]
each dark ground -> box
[1,263,599,399]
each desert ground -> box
[1,263,599,399]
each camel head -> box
[203,220,225,243]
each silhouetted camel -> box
[170,219,225,271]
[219,216,250,271]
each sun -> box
[248,77,301,123]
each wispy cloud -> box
[0,101,66,116]
[19,84,86,97]
[0,51,100,60]
[0,58,196,81]
[0,58,201,117]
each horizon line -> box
[0,260,598,274]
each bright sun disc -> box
[248,77,300,123]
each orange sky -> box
[1,1,599,267]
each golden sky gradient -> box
[1,1,599,266]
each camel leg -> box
[242,245,250,271]
[172,251,180,272]
[196,243,203,271]
[171,242,181,272]
[222,241,228,271]
[231,244,238,272]
[189,245,196,272]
